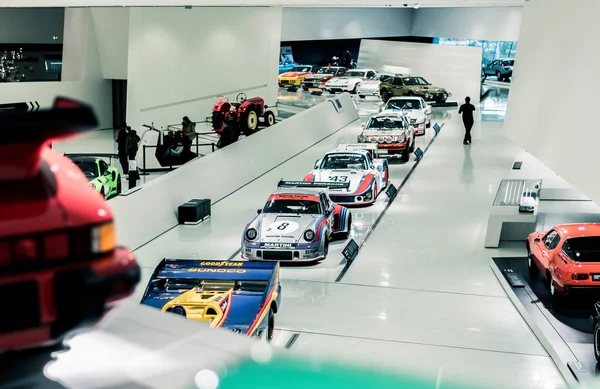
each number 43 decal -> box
[329,176,348,182]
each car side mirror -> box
[257,208,262,214]
[376,165,382,172]
[314,159,321,169]
[534,238,541,243]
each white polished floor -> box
[125,94,567,389]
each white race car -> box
[304,144,388,206]
[379,96,431,135]
[357,112,415,162]
[324,69,378,94]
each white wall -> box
[411,7,523,41]
[358,39,482,104]
[504,0,600,206]
[90,7,130,80]
[126,6,282,129]
[110,93,358,250]
[0,8,64,43]
[281,7,413,41]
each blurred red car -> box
[0,97,140,352]
[527,224,600,302]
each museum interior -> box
[1,0,599,388]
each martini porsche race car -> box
[242,181,352,262]
[66,155,122,199]
[357,112,415,162]
[141,259,280,341]
[304,144,389,206]
[379,96,432,135]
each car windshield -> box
[402,77,430,86]
[290,66,312,72]
[378,74,392,81]
[386,99,421,110]
[563,237,600,263]
[263,199,321,214]
[321,153,367,170]
[502,60,514,66]
[317,68,338,74]
[345,71,366,77]
[74,161,97,180]
[367,117,406,130]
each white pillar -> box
[505,0,600,205]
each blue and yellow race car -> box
[141,259,281,341]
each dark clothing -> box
[126,130,141,159]
[459,103,476,144]
[343,52,352,68]
[119,153,129,175]
[116,129,128,153]
[458,103,476,122]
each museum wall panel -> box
[358,39,482,104]
[125,6,282,129]
[90,7,130,80]
[411,7,523,42]
[281,7,414,41]
[505,0,600,206]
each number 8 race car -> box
[242,181,352,262]
[304,144,388,206]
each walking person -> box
[182,116,196,152]
[458,96,476,145]
[115,125,129,176]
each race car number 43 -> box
[267,221,300,233]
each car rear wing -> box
[148,259,279,282]
[278,180,350,190]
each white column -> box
[505,0,600,205]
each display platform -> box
[493,256,600,382]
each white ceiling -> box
[0,0,526,7]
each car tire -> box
[426,120,431,129]
[407,91,414,96]
[359,95,366,99]
[381,90,391,102]
[302,87,308,91]
[328,89,335,94]
[409,139,415,153]
[594,321,600,364]
[323,237,329,259]
[527,244,537,276]
[402,146,410,163]
[116,179,122,195]
[100,188,106,199]
[343,214,352,238]
[266,307,275,342]
[549,278,565,309]
[263,111,276,127]
[246,110,259,132]
[496,71,502,81]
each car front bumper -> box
[279,78,302,87]
[329,192,376,206]
[326,85,352,92]
[242,245,323,262]
[302,80,326,89]
[357,86,380,96]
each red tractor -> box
[211,93,276,136]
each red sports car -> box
[527,223,600,302]
[0,97,140,352]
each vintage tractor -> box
[211,93,276,136]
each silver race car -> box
[304,144,389,206]
[242,181,352,262]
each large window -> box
[433,37,518,66]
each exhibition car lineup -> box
[380,96,432,134]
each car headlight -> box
[358,135,367,142]
[397,134,406,143]
[385,136,393,143]
[304,230,316,242]
[92,222,117,254]
[246,228,257,240]
[365,191,373,200]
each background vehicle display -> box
[325,69,377,94]
[141,259,281,341]
[358,113,415,162]
[279,60,299,74]
[67,155,122,199]
[301,66,346,90]
[482,59,514,82]
[527,224,600,305]
[379,96,432,134]
[278,65,319,87]
[357,73,396,98]
[211,93,275,135]
[0,97,140,352]
[306,144,388,206]
[379,75,450,103]
[242,181,352,262]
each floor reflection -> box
[480,83,510,122]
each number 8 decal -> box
[277,222,289,230]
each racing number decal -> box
[328,176,348,182]
[266,221,300,233]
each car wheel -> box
[549,278,565,309]
[594,321,600,363]
[343,214,352,238]
[426,119,431,129]
[266,307,275,342]
[100,188,106,199]
[323,237,329,259]
[402,146,410,163]
[496,71,502,81]
[302,87,308,91]
[351,83,360,94]
[407,91,414,96]
[381,90,391,102]
[409,138,415,152]
[527,245,537,276]
[359,95,366,99]
[263,111,276,127]
[117,178,122,195]
[328,89,335,94]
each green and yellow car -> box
[67,155,122,199]
[379,75,450,104]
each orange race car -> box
[527,223,600,303]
